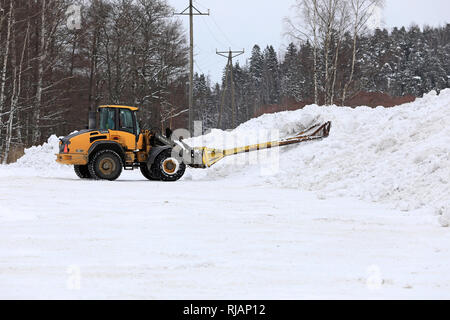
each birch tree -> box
[330,1,350,104]
[342,0,384,105]
[3,13,30,164]
[0,1,13,157]
[313,0,340,104]
[285,0,320,104]
[31,0,69,145]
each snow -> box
[9,135,65,174]
[187,89,450,216]
[0,90,449,299]
[1,171,448,299]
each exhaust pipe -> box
[88,111,97,129]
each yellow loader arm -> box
[187,122,331,168]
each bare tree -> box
[0,0,13,158]
[342,0,384,105]
[32,0,69,145]
[285,0,320,104]
[3,12,30,164]
[286,0,385,105]
[330,1,350,105]
[286,0,351,105]
[313,0,340,104]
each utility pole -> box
[216,49,244,129]
[175,1,209,135]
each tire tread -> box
[88,150,123,181]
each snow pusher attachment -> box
[185,121,332,168]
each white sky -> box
[169,0,450,84]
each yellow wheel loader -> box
[56,105,331,181]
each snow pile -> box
[188,89,450,215]
[10,135,69,173]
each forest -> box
[0,0,449,163]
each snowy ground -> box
[1,167,449,299]
[1,90,449,299]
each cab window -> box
[135,117,140,136]
[119,109,134,134]
[99,108,116,130]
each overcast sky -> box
[169,0,450,84]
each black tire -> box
[74,165,92,179]
[151,149,186,182]
[88,150,123,181]
[140,164,160,181]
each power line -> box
[193,45,220,74]
[210,15,236,48]
[200,15,227,48]
[194,61,207,75]
[193,0,236,47]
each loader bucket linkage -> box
[188,121,332,168]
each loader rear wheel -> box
[152,149,186,182]
[74,165,92,179]
[88,150,123,181]
[140,164,160,181]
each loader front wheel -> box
[152,149,186,182]
[88,150,123,181]
[74,165,92,179]
[140,164,160,181]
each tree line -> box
[0,0,188,163]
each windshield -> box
[119,109,134,134]
[99,108,116,130]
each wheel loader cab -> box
[98,106,140,150]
